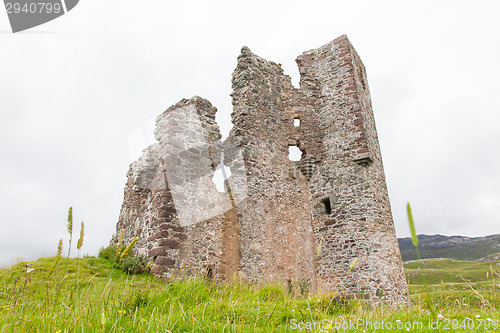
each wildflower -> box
[26,268,34,273]
[145,261,153,271]
[475,314,481,319]
[316,238,323,256]
[47,240,63,277]
[437,314,444,320]
[120,237,138,260]
[57,239,63,257]
[77,222,84,250]
[67,207,73,234]
[67,207,73,258]
[349,258,358,270]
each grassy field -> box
[1,256,499,332]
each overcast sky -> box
[1,0,499,266]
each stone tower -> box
[113,35,408,305]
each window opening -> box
[323,197,332,214]
[288,146,302,161]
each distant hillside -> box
[397,234,500,261]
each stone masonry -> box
[113,35,408,305]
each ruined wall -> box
[113,35,408,305]
[296,36,408,303]
[227,47,316,285]
[114,97,229,278]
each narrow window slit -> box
[323,198,332,214]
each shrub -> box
[122,256,146,274]
[298,278,311,297]
[98,245,125,262]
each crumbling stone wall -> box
[113,35,408,305]
[297,36,408,302]
[228,46,317,285]
[115,98,228,278]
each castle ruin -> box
[113,35,408,305]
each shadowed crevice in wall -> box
[219,187,241,281]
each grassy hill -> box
[398,234,500,262]
[0,256,499,332]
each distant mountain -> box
[397,234,500,262]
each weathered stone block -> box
[155,257,176,267]
[159,239,180,249]
[149,247,167,258]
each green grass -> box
[405,258,500,311]
[1,257,499,332]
